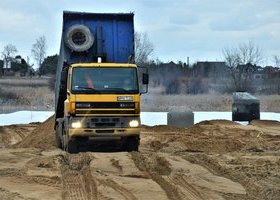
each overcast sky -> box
[0,0,279,67]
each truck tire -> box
[65,24,94,52]
[67,139,78,154]
[62,134,78,154]
[123,136,139,152]
[55,124,62,149]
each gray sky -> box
[0,0,279,67]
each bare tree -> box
[223,47,240,68]
[222,41,263,92]
[31,36,47,75]
[1,44,18,68]
[222,47,241,91]
[273,55,280,68]
[223,41,263,67]
[238,41,263,65]
[135,32,154,65]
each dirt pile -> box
[250,119,280,127]
[0,124,37,147]
[1,118,280,199]
[17,115,56,149]
[143,121,252,154]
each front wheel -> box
[62,133,78,154]
[55,124,63,149]
[67,139,78,153]
[123,136,140,152]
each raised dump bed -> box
[232,92,260,121]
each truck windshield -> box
[71,67,139,94]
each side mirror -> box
[138,66,149,94]
[143,73,149,84]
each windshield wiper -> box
[74,86,101,94]
[105,87,129,91]
[104,87,138,94]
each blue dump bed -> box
[55,11,135,119]
[61,11,135,64]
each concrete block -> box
[232,92,260,121]
[167,112,194,128]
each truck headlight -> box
[71,121,82,128]
[129,120,139,127]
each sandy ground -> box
[0,117,280,200]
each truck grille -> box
[76,102,135,109]
[82,117,130,128]
[70,116,139,129]
[76,110,135,115]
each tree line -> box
[1,33,280,95]
[0,36,56,76]
[145,41,280,95]
[0,32,154,76]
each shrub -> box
[48,76,56,91]
[0,87,18,101]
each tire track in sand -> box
[24,176,61,188]
[59,153,98,200]
[0,187,26,200]
[98,179,137,200]
[171,174,207,200]
[90,152,166,200]
[130,152,183,200]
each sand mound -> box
[141,125,186,133]
[250,120,280,127]
[196,120,239,126]
[1,116,280,200]
[17,115,56,149]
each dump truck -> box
[54,11,149,153]
[232,92,260,121]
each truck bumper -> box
[68,127,140,138]
[66,116,140,139]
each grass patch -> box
[0,87,19,101]
[0,78,54,114]
[142,94,232,112]
[0,78,279,113]
[142,93,280,112]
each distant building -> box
[2,56,27,76]
[235,64,280,80]
[263,66,280,74]
[193,61,228,77]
